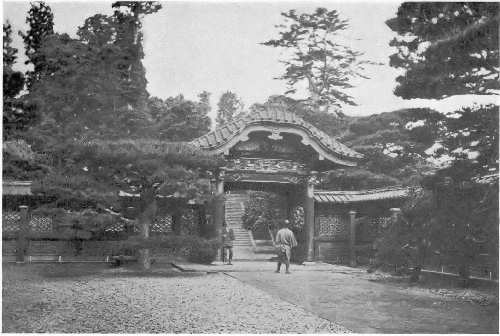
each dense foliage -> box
[374,189,438,279]
[378,2,499,280]
[118,235,219,264]
[3,1,223,269]
[241,191,284,233]
[147,94,211,141]
[22,2,162,139]
[387,2,499,99]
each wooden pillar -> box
[304,173,317,262]
[126,207,136,234]
[390,208,401,221]
[349,210,357,267]
[214,170,225,261]
[16,205,29,263]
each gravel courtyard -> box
[2,263,349,333]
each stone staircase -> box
[225,193,252,247]
[224,192,275,261]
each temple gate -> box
[191,105,364,261]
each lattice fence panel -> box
[104,221,126,232]
[151,215,173,233]
[3,212,21,232]
[371,217,391,234]
[29,216,53,233]
[318,215,347,237]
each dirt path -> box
[229,270,498,333]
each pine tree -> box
[216,91,243,126]
[19,1,54,88]
[111,2,162,117]
[262,8,374,114]
[4,22,35,139]
[386,2,499,99]
[148,94,211,141]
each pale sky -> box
[3,0,498,122]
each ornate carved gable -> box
[190,106,363,167]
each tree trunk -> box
[138,195,157,271]
[305,74,321,113]
[139,248,151,270]
[409,266,422,283]
[458,263,470,287]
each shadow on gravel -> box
[2,262,207,281]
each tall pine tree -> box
[216,91,243,126]
[387,2,499,99]
[19,1,54,89]
[4,21,36,139]
[262,8,374,114]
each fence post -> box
[349,210,357,267]
[16,205,29,263]
[390,208,401,221]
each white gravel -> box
[3,266,349,333]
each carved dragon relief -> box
[225,158,309,174]
[222,171,307,184]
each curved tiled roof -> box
[314,186,411,204]
[190,106,363,163]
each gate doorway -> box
[223,183,301,261]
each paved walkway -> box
[222,263,498,333]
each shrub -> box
[118,234,218,264]
[187,237,218,264]
[242,191,284,232]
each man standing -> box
[222,222,235,265]
[275,219,298,274]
